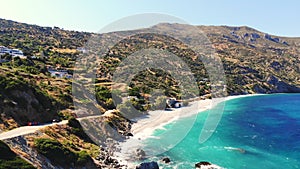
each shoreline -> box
[115,94,264,167]
[130,99,212,139]
[131,93,263,139]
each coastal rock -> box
[267,75,300,93]
[195,161,222,169]
[136,161,159,169]
[253,84,267,94]
[162,157,171,163]
[126,132,133,137]
[195,161,211,168]
[135,148,146,160]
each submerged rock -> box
[162,157,171,163]
[135,148,146,160]
[136,161,159,169]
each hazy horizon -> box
[2,17,299,38]
[1,0,300,37]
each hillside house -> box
[48,68,72,78]
[0,46,26,59]
[77,47,88,53]
[0,46,9,55]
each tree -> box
[128,86,141,97]
[95,85,111,102]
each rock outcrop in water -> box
[162,157,171,163]
[136,161,159,169]
[135,148,146,160]
[195,161,223,169]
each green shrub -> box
[95,85,111,102]
[76,151,90,165]
[128,86,141,97]
[34,138,76,167]
[0,141,35,169]
[67,117,81,129]
[105,98,116,109]
[67,118,94,143]
[58,93,73,106]
[34,138,92,168]
[0,158,36,169]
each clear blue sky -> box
[1,0,300,36]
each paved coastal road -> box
[0,114,105,140]
[0,120,68,140]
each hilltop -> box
[198,24,300,94]
[86,23,300,98]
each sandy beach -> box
[131,99,213,138]
[131,94,262,138]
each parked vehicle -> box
[27,121,39,126]
[52,119,61,123]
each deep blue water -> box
[144,94,300,168]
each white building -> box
[0,46,10,55]
[48,69,72,79]
[11,49,24,57]
[77,47,88,53]
[0,46,26,59]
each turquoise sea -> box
[143,94,300,168]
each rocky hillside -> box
[0,18,300,168]
[199,25,300,94]
[1,18,299,130]
[3,114,130,169]
[0,74,58,130]
[0,18,91,57]
[0,63,74,131]
[80,23,300,100]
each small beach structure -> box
[166,98,183,108]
